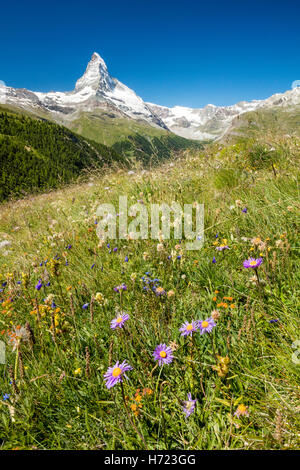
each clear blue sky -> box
[0,0,299,107]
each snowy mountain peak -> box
[75,51,114,93]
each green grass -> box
[0,130,299,449]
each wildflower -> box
[110,312,129,329]
[153,343,174,366]
[35,279,43,290]
[7,325,30,351]
[243,257,263,269]
[212,355,230,377]
[114,284,127,292]
[198,317,216,334]
[104,360,133,389]
[211,309,220,321]
[167,289,175,298]
[124,256,129,262]
[74,368,82,375]
[242,207,247,213]
[215,244,229,251]
[212,256,217,263]
[234,404,249,418]
[169,340,179,351]
[155,286,166,296]
[269,319,279,324]
[94,292,106,305]
[82,303,89,309]
[179,320,199,337]
[3,393,10,401]
[182,393,197,418]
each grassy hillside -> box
[223,106,300,141]
[68,109,202,162]
[0,129,299,449]
[0,107,126,202]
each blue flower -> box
[82,303,89,309]
[124,256,129,262]
[3,394,10,401]
[35,279,43,290]
[212,256,216,264]
[91,264,95,269]
[242,207,247,213]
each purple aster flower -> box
[179,320,199,337]
[104,360,133,389]
[153,343,174,366]
[114,284,127,292]
[243,257,263,269]
[182,393,197,418]
[198,317,216,334]
[110,313,129,329]
[215,244,229,251]
[35,279,43,290]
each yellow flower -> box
[74,368,82,375]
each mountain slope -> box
[148,87,300,140]
[0,106,125,201]
[222,105,300,141]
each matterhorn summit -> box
[75,52,115,93]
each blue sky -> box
[0,0,299,107]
